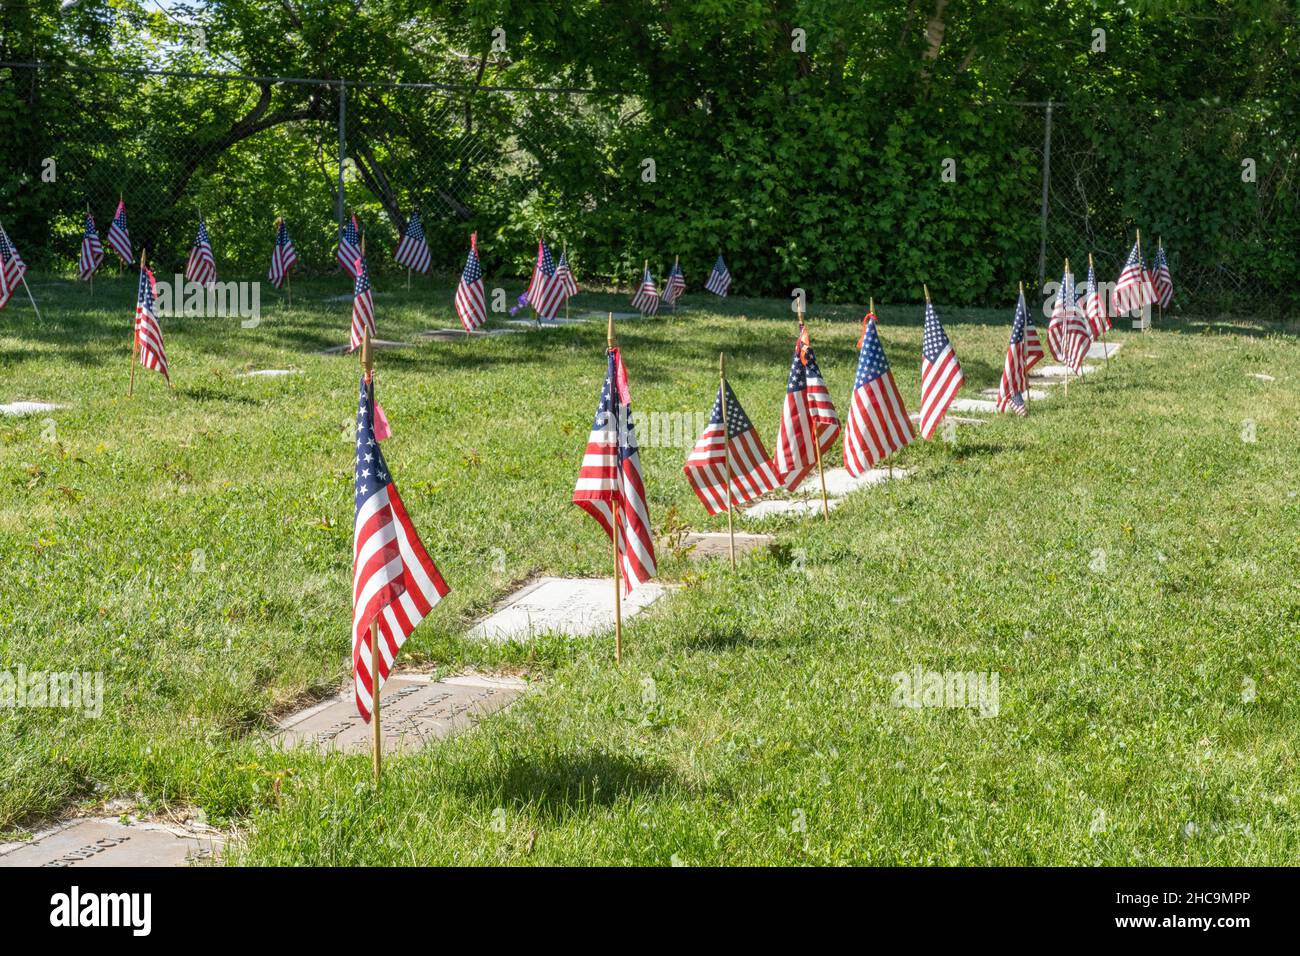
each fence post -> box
[337,79,347,234]
[1036,98,1052,289]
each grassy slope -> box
[1,274,1296,864]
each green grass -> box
[2,272,1297,864]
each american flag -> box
[918,299,965,440]
[774,325,841,491]
[268,218,297,288]
[1083,257,1110,336]
[455,232,487,331]
[555,247,579,300]
[1053,266,1093,373]
[349,253,376,352]
[134,260,169,381]
[573,347,657,592]
[1046,265,1074,363]
[0,223,27,296]
[107,200,132,264]
[996,290,1031,417]
[0,252,10,312]
[661,260,685,306]
[1112,239,1155,315]
[705,254,731,297]
[630,266,660,315]
[337,214,362,278]
[351,373,450,722]
[843,316,914,475]
[527,240,565,320]
[1152,244,1173,309]
[684,379,779,514]
[184,216,216,286]
[79,212,104,281]
[394,210,431,274]
[1024,298,1045,372]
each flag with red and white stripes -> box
[843,316,914,475]
[918,299,964,439]
[661,261,685,306]
[774,325,840,491]
[268,218,297,288]
[1083,258,1110,336]
[1151,244,1173,309]
[996,289,1031,417]
[555,247,579,301]
[705,255,731,297]
[394,210,431,274]
[349,253,376,352]
[684,379,779,514]
[134,260,169,382]
[573,347,657,593]
[79,212,104,281]
[455,232,486,331]
[0,224,27,311]
[107,200,132,265]
[1048,265,1092,373]
[1112,239,1155,316]
[337,214,362,278]
[1047,265,1074,363]
[631,267,660,315]
[184,216,216,286]
[527,240,565,320]
[1024,299,1045,372]
[352,373,450,722]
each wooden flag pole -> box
[673,254,680,314]
[361,327,382,782]
[1062,258,1070,400]
[1156,236,1164,326]
[1090,253,1109,371]
[1136,229,1148,333]
[718,352,737,569]
[608,313,623,664]
[800,307,830,522]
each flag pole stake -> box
[719,352,736,569]
[608,313,624,664]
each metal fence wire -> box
[2,62,1296,314]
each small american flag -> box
[527,240,565,320]
[184,216,216,286]
[394,210,431,274]
[337,214,362,278]
[1024,300,1045,372]
[107,200,132,264]
[268,218,297,288]
[79,212,104,281]
[134,260,169,382]
[705,255,731,297]
[684,378,779,514]
[774,325,840,491]
[1049,266,1093,373]
[661,260,685,306]
[919,299,964,440]
[843,316,914,475]
[630,266,660,315]
[1152,244,1173,309]
[1047,265,1074,363]
[349,253,376,352]
[352,373,450,722]
[996,290,1031,417]
[555,247,579,300]
[573,347,657,592]
[1083,258,1110,336]
[455,232,486,331]
[0,223,27,295]
[1112,239,1155,315]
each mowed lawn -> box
[1,272,1297,865]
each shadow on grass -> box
[455,749,676,821]
[684,623,756,652]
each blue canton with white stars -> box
[592,351,637,458]
[354,255,372,296]
[342,216,360,245]
[854,320,893,388]
[355,377,391,512]
[540,242,557,279]
[710,381,753,437]
[136,265,154,311]
[1010,294,1027,345]
[462,245,482,283]
[921,302,951,362]
[787,344,824,394]
[405,212,425,241]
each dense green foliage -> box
[2,1,1297,310]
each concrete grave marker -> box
[417,328,520,341]
[468,577,666,643]
[236,369,298,379]
[743,496,844,519]
[1087,341,1122,359]
[320,339,413,355]
[1031,363,1100,379]
[574,311,641,321]
[273,673,525,754]
[505,317,590,328]
[0,818,222,868]
[978,387,1051,401]
[803,466,912,497]
[910,412,987,427]
[681,531,773,559]
[1,401,64,417]
[947,398,999,415]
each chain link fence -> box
[3,61,1296,314]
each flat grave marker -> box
[743,497,844,519]
[417,328,520,341]
[1031,363,1100,379]
[468,577,667,643]
[236,369,299,379]
[273,673,525,754]
[320,339,414,355]
[573,311,641,321]
[681,531,773,559]
[1087,341,1123,359]
[1,401,64,417]
[0,818,222,868]
[947,398,999,415]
